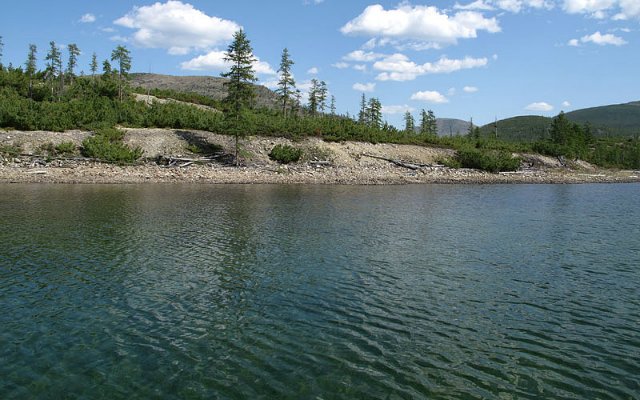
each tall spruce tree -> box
[45,41,62,99]
[66,43,80,81]
[367,97,382,129]
[318,81,328,113]
[330,95,336,115]
[221,29,257,165]
[0,36,4,67]
[358,93,367,124]
[111,45,131,102]
[308,78,319,116]
[90,53,98,76]
[404,111,415,134]
[26,44,37,99]
[276,48,295,117]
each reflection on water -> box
[1,183,639,399]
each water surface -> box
[1,184,639,399]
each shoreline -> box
[1,162,639,185]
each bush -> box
[54,141,77,155]
[81,128,143,164]
[456,148,521,172]
[269,144,303,164]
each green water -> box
[1,184,639,399]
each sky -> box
[1,0,639,127]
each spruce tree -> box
[25,44,37,99]
[367,97,382,129]
[0,36,4,67]
[318,81,328,113]
[276,48,295,117]
[358,93,367,124]
[66,43,80,80]
[111,45,132,102]
[45,41,62,99]
[427,110,437,136]
[221,29,257,165]
[90,53,98,76]
[404,111,415,134]
[330,95,336,115]
[308,78,319,116]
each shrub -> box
[54,141,77,155]
[81,128,143,164]
[269,144,303,164]
[456,147,521,172]
[0,144,22,157]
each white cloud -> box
[352,82,376,92]
[562,100,571,107]
[563,0,640,20]
[568,38,580,46]
[332,62,350,69]
[114,1,240,55]
[448,87,457,96]
[374,54,489,81]
[343,50,385,62]
[80,13,96,23]
[353,64,367,72]
[341,4,500,49]
[382,105,416,115]
[456,0,553,12]
[525,102,554,111]
[463,86,479,93]
[580,31,627,45]
[307,67,319,75]
[180,50,275,75]
[410,91,449,103]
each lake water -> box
[1,183,639,399]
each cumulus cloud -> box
[353,64,367,72]
[410,91,449,103]
[568,38,580,46]
[562,100,571,107]
[341,4,500,49]
[114,1,240,55]
[343,50,385,62]
[455,0,553,12]
[463,86,479,93]
[382,105,416,115]
[180,50,276,75]
[525,102,554,112]
[307,67,319,75]
[580,31,627,45]
[332,62,350,69]
[352,82,376,92]
[373,54,489,81]
[563,0,640,20]
[80,13,96,23]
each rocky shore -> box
[1,129,639,185]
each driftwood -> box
[362,153,425,170]
[157,154,224,167]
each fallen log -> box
[362,153,424,170]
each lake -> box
[1,183,639,399]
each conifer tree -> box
[221,29,257,165]
[318,81,328,113]
[330,95,336,115]
[0,36,4,67]
[45,41,62,99]
[366,97,382,129]
[358,93,367,124]
[90,53,98,76]
[111,45,131,102]
[308,78,319,116]
[102,59,112,75]
[25,44,37,99]
[66,43,80,80]
[420,109,437,136]
[404,111,415,134]
[276,48,295,117]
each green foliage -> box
[269,144,303,164]
[81,128,143,164]
[55,141,77,155]
[0,143,22,157]
[456,147,521,173]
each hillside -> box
[130,73,280,109]
[436,118,471,137]
[479,116,552,142]
[565,101,640,136]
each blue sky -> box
[1,0,638,126]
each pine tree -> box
[427,110,437,136]
[102,59,112,75]
[318,81,328,113]
[25,44,37,99]
[66,43,80,80]
[0,36,4,67]
[404,111,415,134]
[45,41,62,99]
[111,45,132,102]
[276,48,295,117]
[308,78,319,116]
[221,29,257,165]
[358,93,367,124]
[330,95,336,115]
[90,53,98,76]
[366,97,382,129]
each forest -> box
[0,33,638,170]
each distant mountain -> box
[436,118,471,137]
[479,101,640,141]
[130,73,279,109]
